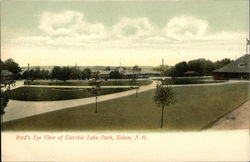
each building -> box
[213,54,250,80]
[1,70,14,83]
[99,67,160,79]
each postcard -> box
[1,0,249,161]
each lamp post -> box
[28,63,30,86]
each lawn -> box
[28,80,152,86]
[3,82,249,131]
[9,87,133,101]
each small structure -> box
[213,54,250,80]
[1,70,14,83]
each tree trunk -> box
[95,96,98,113]
[161,104,165,128]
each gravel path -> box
[208,100,250,130]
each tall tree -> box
[3,58,21,79]
[174,61,188,76]
[109,70,122,79]
[51,66,62,80]
[104,66,111,71]
[58,67,71,82]
[214,58,232,69]
[154,84,175,128]
[81,68,92,80]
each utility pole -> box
[162,59,164,66]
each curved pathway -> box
[2,80,249,123]
[2,81,157,122]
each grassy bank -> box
[3,82,249,131]
[9,87,133,101]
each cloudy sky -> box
[1,0,249,66]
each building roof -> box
[213,54,250,73]
[1,70,14,77]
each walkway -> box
[2,80,249,123]
[207,100,250,130]
[2,81,157,122]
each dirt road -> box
[208,100,250,130]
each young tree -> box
[154,84,175,128]
[90,82,101,113]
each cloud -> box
[112,17,155,40]
[165,15,209,41]
[38,11,107,39]
[13,12,245,49]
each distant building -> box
[213,54,250,80]
[99,67,160,79]
[1,70,14,83]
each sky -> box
[1,0,249,67]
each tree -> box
[81,68,92,80]
[109,70,122,79]
[58,67,71,82]
[3,58,21,79]
[173,61,188,76]
[33,67,41,79]
[0,59,4,71]
[51,66,62,80]
[154,84,175,128]
[70,67,81,79]
[188,58,214,76]
[214,58,232,69]
[93,71,100,81]
[104,66,111,71]
[1,90,9,115]
[90,82,101,113]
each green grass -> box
[28,80,152,86]
[3,83,249,131]
[9,87,133,101]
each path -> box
[2,80,249,123]
[1,80,25,91]
[2,81,157,122]
[25,85,139,89]
[207,100,250,130]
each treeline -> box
[154,58,232,77]
[22,66,94,81]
